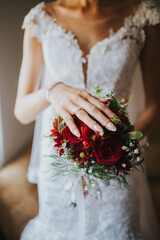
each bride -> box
[14,0,160,239]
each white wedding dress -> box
[20,1,160,240]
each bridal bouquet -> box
[47,87,145,199]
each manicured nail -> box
[99,98,113,101]
[106,122,117,132]
[94,124,103,132]
[74,130,80,137]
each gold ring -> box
[74,106,83,115]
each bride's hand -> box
[48,83,118,137]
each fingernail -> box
[74,129,80,137]
[94,124,103,132]
[104,97,113,100]
[106,122,117,132]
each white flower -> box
[122,163,126,168]
[122,146,130,152]
[88,169,92,174]
[137,157,141,162]
[92,160,95,164]
[134,149,139,154]
[129,142,134,147]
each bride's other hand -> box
[48,83,118,137]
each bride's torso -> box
[22,0,159,99]
[44,0,141,88]
[22,0,160,183]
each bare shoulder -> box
[44,1,61,17]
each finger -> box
[75,98,117,132]
[79,91,117,119]
[64,101,104,133]
[98,98,113,103]
[59,107,81,137]
[75,108,104,132]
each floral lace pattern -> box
[21,1,160,240]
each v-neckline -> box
[41,1,143,57]
[40,0,144,88]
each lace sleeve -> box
[146,0,160,26]
[21,2,45,42]
[135,0,160,27]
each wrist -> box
[46,81,64,103]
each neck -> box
[59,0,121,8]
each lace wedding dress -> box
[20,1,160,239]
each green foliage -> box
[69,202,77,208]
[128,131,143,140]
[94,86,104,97]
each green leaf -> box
[128,95,134,104]
[94,86,104,97]
[110,97,118,107]
[128,131,143,140]
[105,91,114,98]
[111,116,122,125]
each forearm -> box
[134,103,160,136]
[14,85,51,124]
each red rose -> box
[91,135,123,165]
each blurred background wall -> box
[0,0,39,166]
[0,0,53,166]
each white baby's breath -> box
[134,149,139,154]
[122,146,130,152]
[88,169,93,174]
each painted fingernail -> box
[94,124,103,132]
[106,122,117,132]
[74,129,80,137]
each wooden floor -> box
[0,145,38,240]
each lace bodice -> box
[22,0,160,100]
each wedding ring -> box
[73,106,84,115]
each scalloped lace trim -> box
[21,0,160,46]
